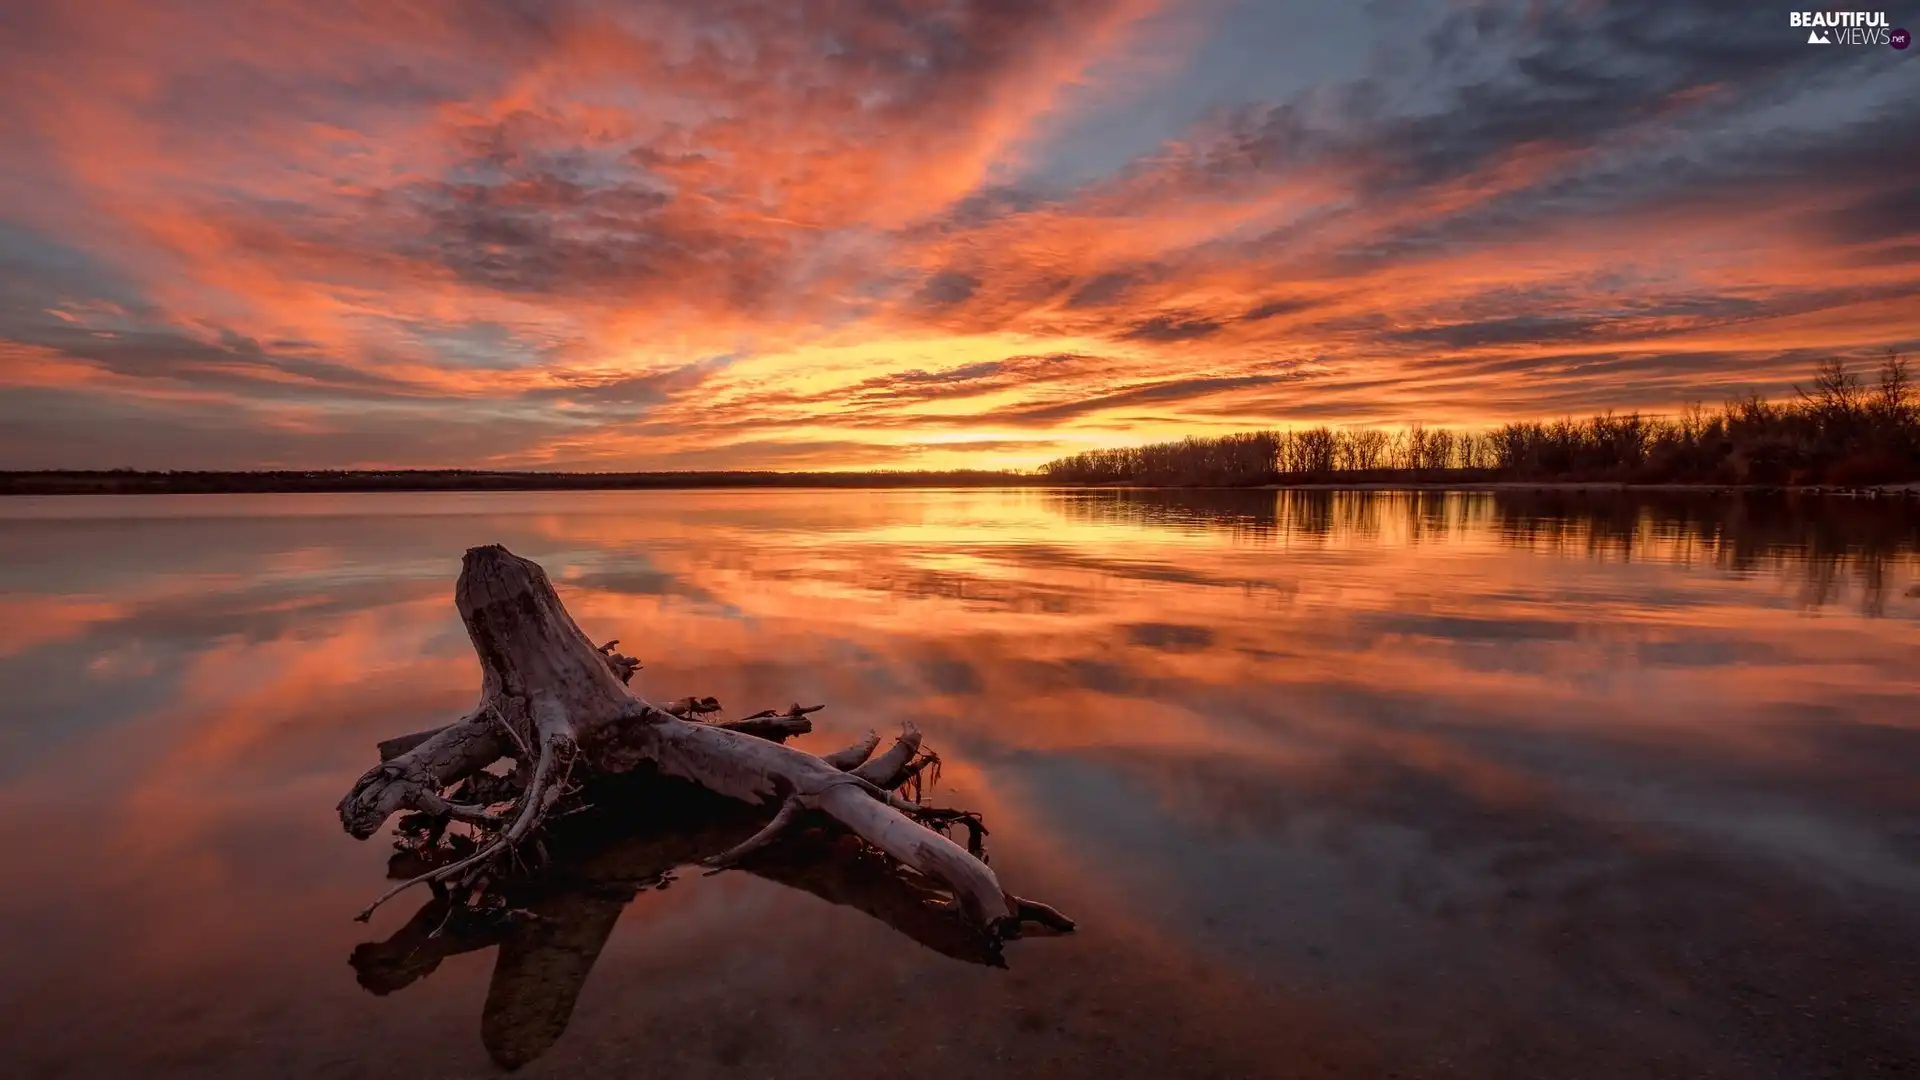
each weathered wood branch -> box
[711,702,817,741]
[701,795,803,869]
[821,730,881,771]
[335,544,1071,943]
[852,725,922,786]
[376,725,452,761]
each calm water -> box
[2,488,1918,1079]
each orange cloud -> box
[0,1,1913,468]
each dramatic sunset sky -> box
[0,1,1915,470]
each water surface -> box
[3,488,1918,1078]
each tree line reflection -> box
[1044,489,1920,615]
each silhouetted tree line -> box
[1038,354,1919,486]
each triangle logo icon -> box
[1808,29,1831,43]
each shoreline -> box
[1252,480,1920,495]
[3,472,1918,497]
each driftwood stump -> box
[337,544,1071,942]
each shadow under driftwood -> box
[351,771,1068,1069]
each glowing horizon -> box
[1,1,1915,471]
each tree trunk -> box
[337,544,1069,942]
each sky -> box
[0,0,1916,472]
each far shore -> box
[3,470,1919,497]
[1254,480,1920,494]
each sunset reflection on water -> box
[2,489,1917,1078]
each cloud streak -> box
[0,0,1915,469]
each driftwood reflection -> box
[350,773,1023,1069]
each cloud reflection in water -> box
[1,488,1917,1077]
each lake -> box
[2,488,1917,1079]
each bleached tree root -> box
[335,544,1071,943]
[821,730,881,770]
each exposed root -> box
[822,730,881,771]
[896,751,943,803]
[1005,895,1078,935]
[662,696,721,718]
[735,702,826,722]
[596,640,641,684]
[406,789,505,829]
[852,723,921,786]
[714,702,821,741]
[900,803,987,857]
[701,796,805,872]
[356,697,578,923]
[656,698,819,740]
[452,770,523,807]
[377,725,451,762]
[846,725,942,799]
